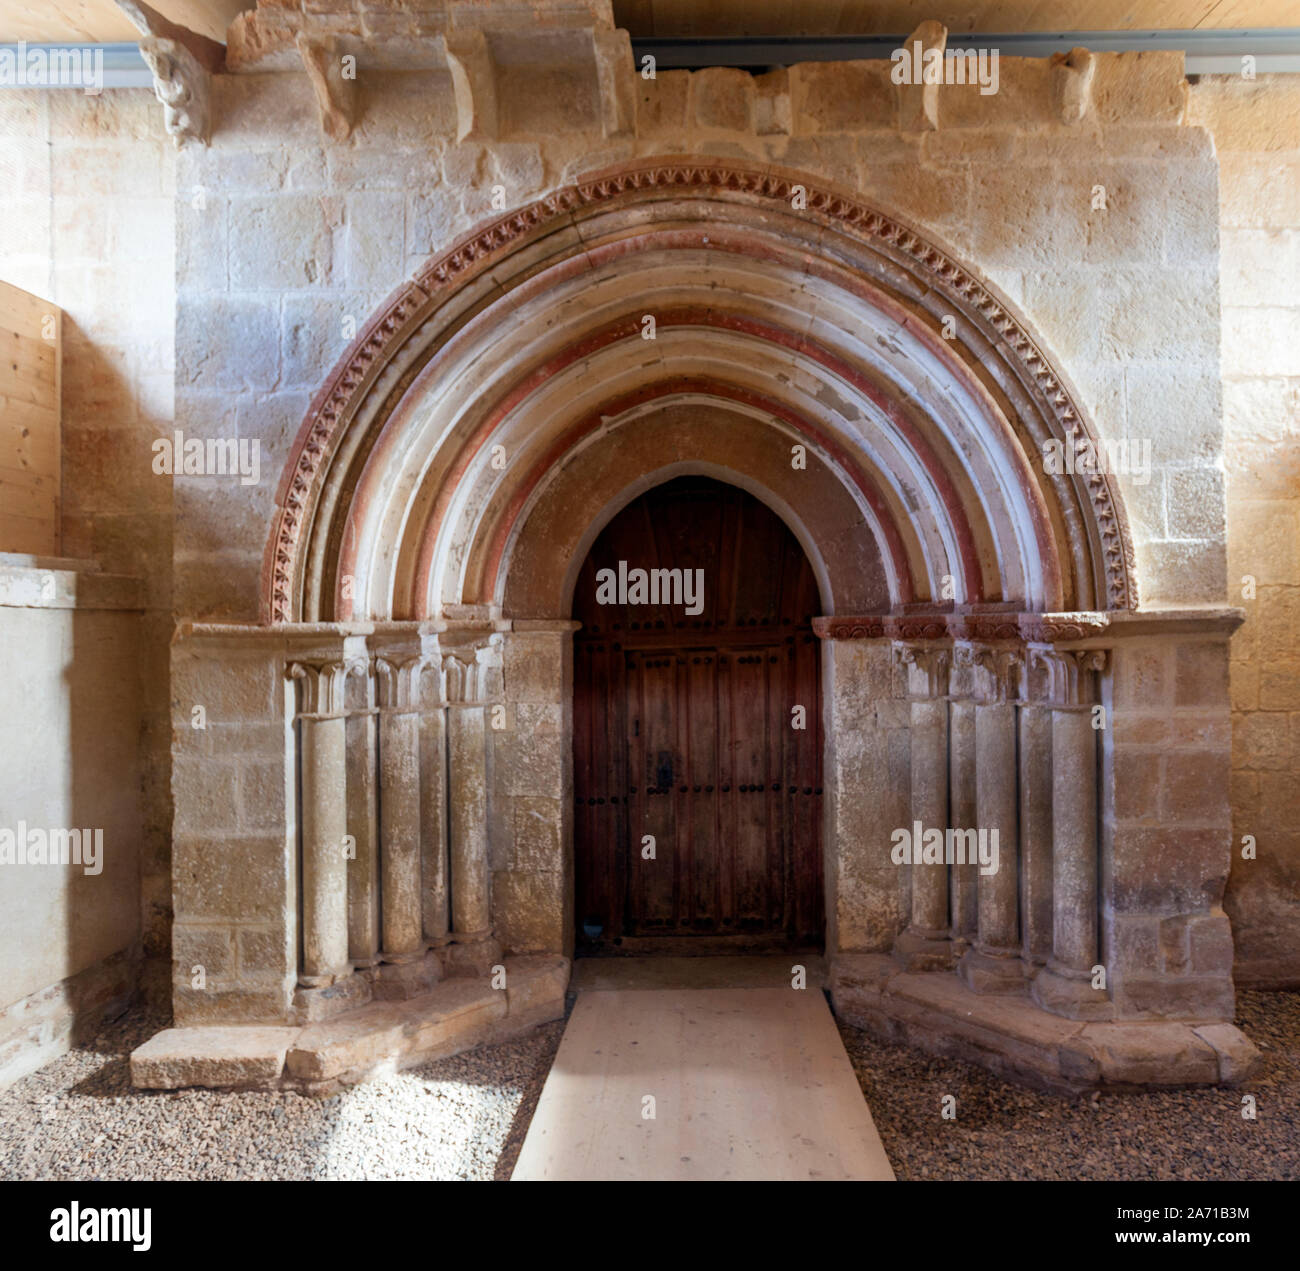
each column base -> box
[829,954,1260,1092]
[443,931,504,977]
[893,927,956,971]
[1031,961,1115,1020]
[957,945,1028,994]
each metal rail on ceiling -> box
[2,29,1300,91]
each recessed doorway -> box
[572,476,825,956]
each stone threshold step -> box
[831,953,1259,1092]
[131,954,568,1095]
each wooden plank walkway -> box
[512,985,895,1181]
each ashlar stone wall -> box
[1190,75,1300,989]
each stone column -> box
[1030,646,1111,1019]
[290,656,362,987]
[892,643,954,969]
[947,679,979,950]
[1018,665,1055,968]
[344,668,380,967]
[956,643,1026,994]
[442,637,504,976]
[374,645,429,965]
[420,704,451,947]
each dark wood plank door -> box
[573,477,824,955]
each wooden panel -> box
[574,476,824,953]
[614,1,1298,37]
[0,280,60,557]
[0,1,248,44]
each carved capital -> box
[289,656,367,717]
[373,654,434,710]
[1027,646,1108,707]
[954,642,1023,703]
[441,637,504,705]
[893,641,951,698]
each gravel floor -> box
[839,989,1300,1180]
[1,989,1295,1180]
[0,1009,565,1181]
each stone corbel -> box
[593,28,635,138]
[1050,47,1096,126]
[893,642,951,699]
[115,2,224,147]
[1028,647,1108,708]
[896,19,947,132]
[296,35,358,143]
[289,657,367,717]
[445,30,498,143]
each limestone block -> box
[511,796,563,871]
[131,1025,300,1089]
[172,925,234,979]
[286,1003,409,1081]
[228,194,335,290]
[1114,973,1236,1021]
[406,979,506,1054]
[494,869,565,953]
[635,68,688,138]
[1090,51,1188,126]
[503,954,569,1018]
[1188,910,1236,975]
[177,294,280,392]
[502,727,566,798]
[691,67,754,133]
[491,142,545,197]
[1162,749,1232,826]
[1112,825,1230,914]
[1172,646,1232,712]
[1081,1021,1219,1085]
[172,835,292,924]
[1192,1022,1262,1084]
[790,61,891,135]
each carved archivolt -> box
[265,158,1139,625]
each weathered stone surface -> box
[131,1026,300,1089]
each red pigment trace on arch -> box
[470,376,920,615]
[389,311,984,619]
[272,158,1132,624]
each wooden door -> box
[573,477,824,954]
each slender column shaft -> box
[380,709,424,959]
[345,709,380,965]
[1018,704,1054,965]
[910,698,949,935]
[300,713,350,984]
[1050,707,1099,973]
[448,704,491,936]
[948,699,978,941]
[974,700,1019,954]
[421,707,451,944]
